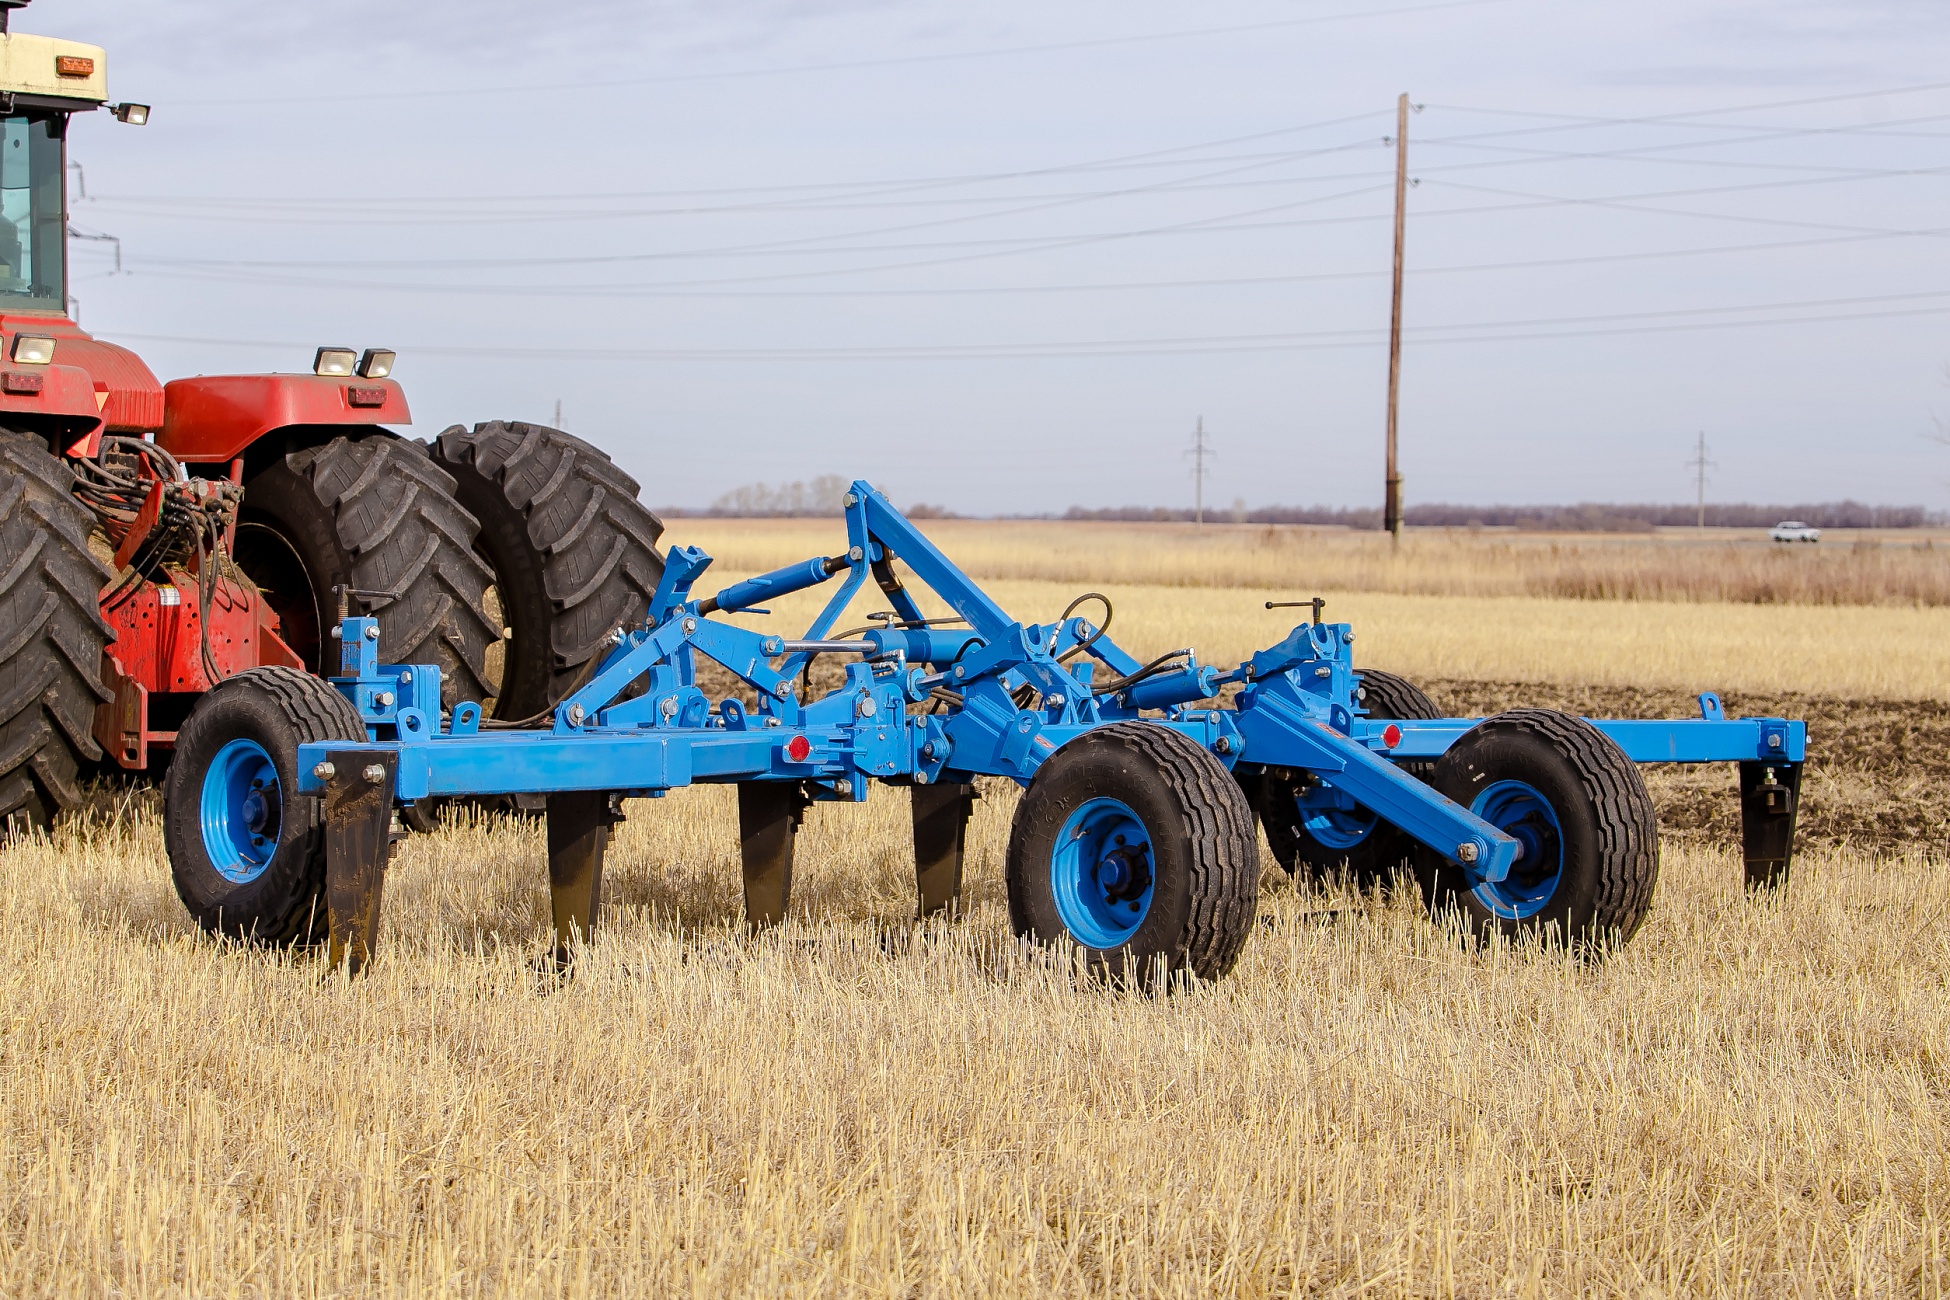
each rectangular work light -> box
[11,335,56,364]
[313,347,358,377]
[356,348,395,379]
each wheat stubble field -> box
[3,521,1949,1297]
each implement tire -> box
[1414,708,1659,951]
[1258,668,1441,889]
[234,435,498,708]
[0,430,112,830]
[163,667,365,944]
[1007,722,1259,984]
[429,421,665,721]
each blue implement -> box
[228,480,1803,972]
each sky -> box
[33,0,1950,514]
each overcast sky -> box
[37,0,1950,514]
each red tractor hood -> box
[0,312,163,432]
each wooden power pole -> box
[1383,93,1409,545]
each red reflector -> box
[785,735,812,763]
[346,384,386,408]
[1381,723,1403,749]
[56,56,95,78]
[1,371,44,395]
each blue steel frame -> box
[296,482,1804,890]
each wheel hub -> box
[1096,837,1152,903]
[200,738,282,883]
[1050,797,1158,947]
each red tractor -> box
[0,5,665,829]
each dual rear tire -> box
[235,424,666,723]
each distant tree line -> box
[1058,501,1943,530]
[665,482,1941,529]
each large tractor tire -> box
[233,435,498,708]
[429,421,665,720]
[163,667,365,944]
[0,430,113,830]
[1257,668,1442,889]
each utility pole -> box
[553,398,563,428]
[1189,416,1211,530]
[1686,432,1715,532]
[1383,92,1410,546]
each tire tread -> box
[0,431,112,826]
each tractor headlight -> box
[110,103,151,126]
[357,348,395,379]
[313,346,357,377]
[11,335,56,365]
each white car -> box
[1769,521,1821,543]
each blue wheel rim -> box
[199,738,282,884]
[1050,797,1155,948]
[1301,803,1377,850]
[1466,779,1564,920]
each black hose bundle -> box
[72,436,243,686]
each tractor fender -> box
[158,374,411,466]
[0,361,106,449]
[0,313,164,434]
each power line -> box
[84,113,1950,229]
[97,286,1950,363]
[91,162,1950,292]
[92,224,1949,300]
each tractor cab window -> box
[0,115,64,311]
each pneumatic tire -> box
[429,421,665,721]
[234,435,498,708]
[0,430,112,830]
[163,667,365,944]
[1006,722,1259,984]
[1258,668,1441,888]
[1414,708,1659,950]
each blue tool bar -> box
[298,479,1808,884]
[1370,717,1805,764]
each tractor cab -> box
[0,2,161,441]
[0,0,668,836]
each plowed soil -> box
[1427,680,1949,857]
[696,659,1948,857]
